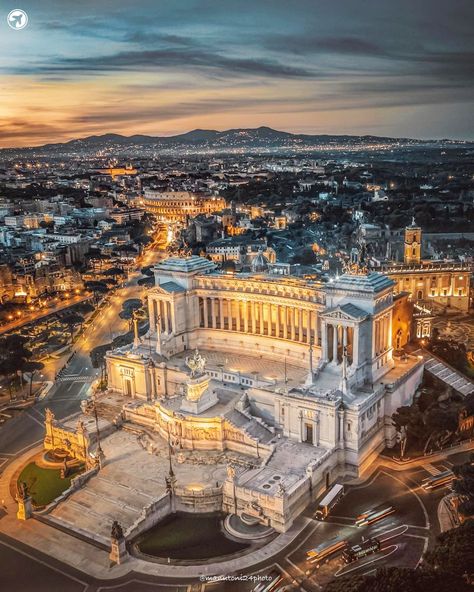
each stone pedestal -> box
[180,373,218,415]
[17,495,33,521]
[109,537,127,564]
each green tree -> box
[0,334,33,396]
[425,519,474,581]
[22,360,45,398]
[452,457,474,517]
[392,405,427,450]
[84,280,109,305]
[62,313,84,344]
[324,567,471,592]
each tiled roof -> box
[329,272,394,293]
[155,255,215,274]
[159,281,185,293]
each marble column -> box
[290,308,296,341]
[260,302,265,335]
[333,323,338,362]
[243,301,249,333]
[150,298,156,333]
[338,408,345,445]
[203,297,208,329]
[219,298,224,329]
[306,311,311,344]
[388,312,393,351]
[211,298,216,329]
[236,300,241,332]
[283,307,288,340]
[352,325,359,367]
[321,319,328,361]
[251,301,256,334]
[164,301,170,333]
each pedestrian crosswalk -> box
[57,374,95,383]
[425,463,442,476]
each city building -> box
[385,221,471,311]
[142,190,226,222]
[105,256,423,532]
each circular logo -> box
[7,9,29,30]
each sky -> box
[0,0,473,147]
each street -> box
[0,229,470,592]
[0,240,165,457]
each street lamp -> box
[85,393,105,469]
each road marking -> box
[24,411,45,428]
[416,536,429,568]
[424,463,441,476]
[0,538,89,588]
[377,524,408,542]
[380,470,430,529]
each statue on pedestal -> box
[185,349,206,378]
[16,481,33,521]
[109,520,127,564]
[180,349,217,415]
[111,520,124,540]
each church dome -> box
[251,251,269,273]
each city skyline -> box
[1,0,474,147]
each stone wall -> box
[123,400,274,459]
[174,485,223,513]
[125,492,172,540]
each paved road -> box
[0,294,91,336]
[0,243,165,458]
[0,230,469,592]
[0,450,470,592]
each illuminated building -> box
[142,190,226,222]
[384,221,471,311]
[105,256,423,532]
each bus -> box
[342,537,381,563]
[315,483,345,520]
[421,470,455,491]
[355,506,395,527]
[306,536,348,564]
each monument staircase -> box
[415,349,474,397]
[48,474,156,539]
[225,408,275,445]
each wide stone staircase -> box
[418,350,474,397]
[49,474,156,540]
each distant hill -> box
[1,126,466,155]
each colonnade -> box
[151,299,173,334]
[321,321,358,366]
[198,296,317,344]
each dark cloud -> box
[264,35,385,57]
[17,48,314,79]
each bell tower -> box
[404,218,421,265]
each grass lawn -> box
[18,462,84,507]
